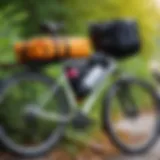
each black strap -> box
[64,38,70,58]
[53,38,60,61]
[52,38,71,60]
[22,45,30,62]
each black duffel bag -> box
[89,19,141,59]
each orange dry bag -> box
[14,37,92,63]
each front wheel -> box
[103,77,160,154]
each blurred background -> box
[0,0,160,159]
[0,0,160,77]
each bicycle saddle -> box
[40,21,64,35]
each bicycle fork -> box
[117,83,139,118]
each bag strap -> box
[64,38,71,58]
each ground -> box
[0,115,159,160]
[1,142,160,160]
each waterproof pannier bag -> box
[89,19,141,59]
[14,37,92,63]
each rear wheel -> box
[103,78,160,154]
[0,71,70,158]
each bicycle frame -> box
[30,57,117,123]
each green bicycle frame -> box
[29,57,117,123]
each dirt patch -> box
[0,132,119,160]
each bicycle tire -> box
[102,77,160,155]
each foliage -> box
[0,0,68,37]
[0,5,26,62]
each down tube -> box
[82,62,117,114]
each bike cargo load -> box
[89,19,141,59]
[14,37,92,64]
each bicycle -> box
[0,20,159,158]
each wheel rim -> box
[108,81,158,150]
